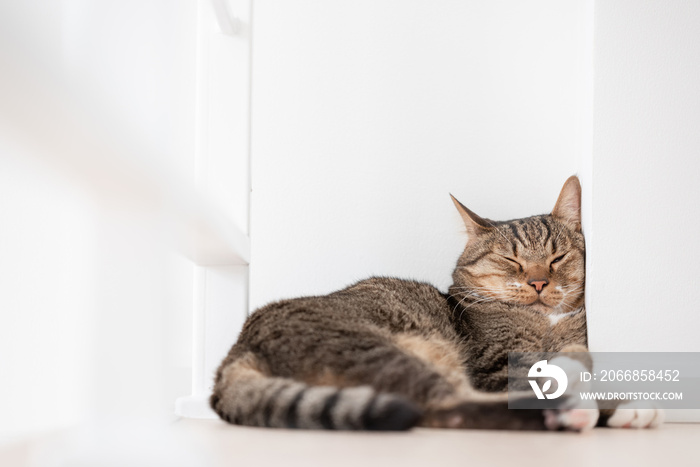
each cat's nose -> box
[528,279,548,293]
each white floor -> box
[4,419,699,467]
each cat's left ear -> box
[552,175,582,231]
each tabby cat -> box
[210,176,662,431]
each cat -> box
[210,176,662,431]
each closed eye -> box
[497,255,523,271]
[550,254,567,265]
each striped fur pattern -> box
[211,352,421,430]
[211,176,591,431]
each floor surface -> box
[3,419,699,467]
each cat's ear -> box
[450,194,493,240]
[552,175,582,231]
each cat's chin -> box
[524,300,556,313]
[521,295,569,312]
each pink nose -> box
[529,280,548,293]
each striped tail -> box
[210,355,422,431]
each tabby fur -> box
[211,176,593,431]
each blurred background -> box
[0,0,252,448]
[1,0,700,461]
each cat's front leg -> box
[542,353,599,431]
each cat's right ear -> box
[450,194,493,241]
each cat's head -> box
[450,176,585,313]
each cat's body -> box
[211,177,661,431]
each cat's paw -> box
[543,406,599,431]
[605,402,664,429]
[541,390,599,432]
[541,356,598,431]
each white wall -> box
[250,0,586,309]
[588,1,700,353]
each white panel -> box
[589,0,700,352]
[203,266,249,394]
[177,266,248,420]
[250,0,584,310]
[207,33,251,234]
[177,0,252,419]
[590,0,700,422]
